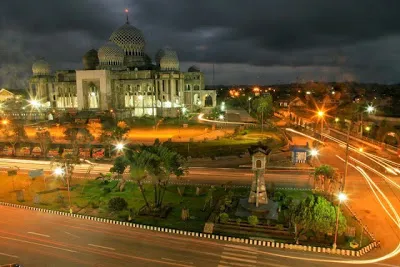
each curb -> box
[0,201,376,257]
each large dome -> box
[158,47,179,71]
[109,22,145,54]
[98,42,124,66]
[32,59,51,76]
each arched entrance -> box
[204,94,213,107]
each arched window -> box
[256,160,262,168]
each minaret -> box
[125,8,129,24]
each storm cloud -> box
[1,0,400,87]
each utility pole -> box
[343,122,351,191]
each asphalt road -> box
[0,205,384,267]
[0,158,313,188]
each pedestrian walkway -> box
[218,245,258,267]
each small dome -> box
[98,42,124,66]
[82,49,99,70]
[32,59,51,76]
[188,65,200,72]
[158,47,179,71]
[109,22,145,54]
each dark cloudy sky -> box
[1,0,400,88]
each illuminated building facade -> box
[28,15,216,118]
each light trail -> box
[285,128,325,144]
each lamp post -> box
[248,97,252,114]
[333,192,347,249]
[54,167,72,214]
[360,105,375,137]
[317,110,325,140]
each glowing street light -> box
[333,192,347,249]
[358,147,364,152]
[316,110,325,140]
[115,143,125,151]
[219,114,224,120]
[365,126,371,132]
[54,167,64,176]
[1,119,8,125]
[29,99,41,108]
[53,166,72,214]
[317,110,325,118]
[310,148,319,157]
[335,117,339,123]
[366,105,375,113]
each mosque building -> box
[28,12,216,118]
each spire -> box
[125,8,129,24]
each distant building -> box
[28,14,216,118]
[289,143,310,164]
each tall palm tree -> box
[254,94,273,133]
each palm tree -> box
[254,94,273,133]
[312,164,335,192]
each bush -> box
[219,213,229,224]
[108,197,128,212]
[236,218,242,225]
[248,215,259,226]
[102,187,111,194]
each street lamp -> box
[335,117,339,123]
[115,143,125,152]
[333,192,347,249]
[317,110,325,139]
[248,97,252,114]
[360,105,376,137]
[1,119,8,125]
[310,148,319,157]
[219,114,224,120]
[54,167,72,214]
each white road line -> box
[64,231,80,238]
[27,231,50,238]
[221,255,257,264]
[0,252,19,258]
[88,244,115,251]
[0,236,76,253]
[161,258,194,265]
[222,252,257,259]
[258,262,289,267]
[220,260,255,267]
[223,247,258,255]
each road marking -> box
[88,244,115,251]
[27,231,50,238]
[64,231,80,238]
[0,252,19,258]
[220,260,255,267]
[244,173,253,176]
[0,236,76,253]
[161,258,194,265]
[221,255,257,264]
[223,247,258,255]
[222,252,257,259]
[258,262,288,267]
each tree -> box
[87,121,103,141]
[1,121,27,156]
[123,141,187,212]
[253,94,273,133]
[100,130,114,158]
[290,195,346,244]
[312,164,337,192]
[36,130,52,156]
[110,156,130,192]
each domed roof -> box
[98,42,124,65]
[82,49,99,70]
[109,22,145,52]
[32,59,51,76]
[158,47,179,71]
[188,65,200,72]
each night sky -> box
[1,0,400,88]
